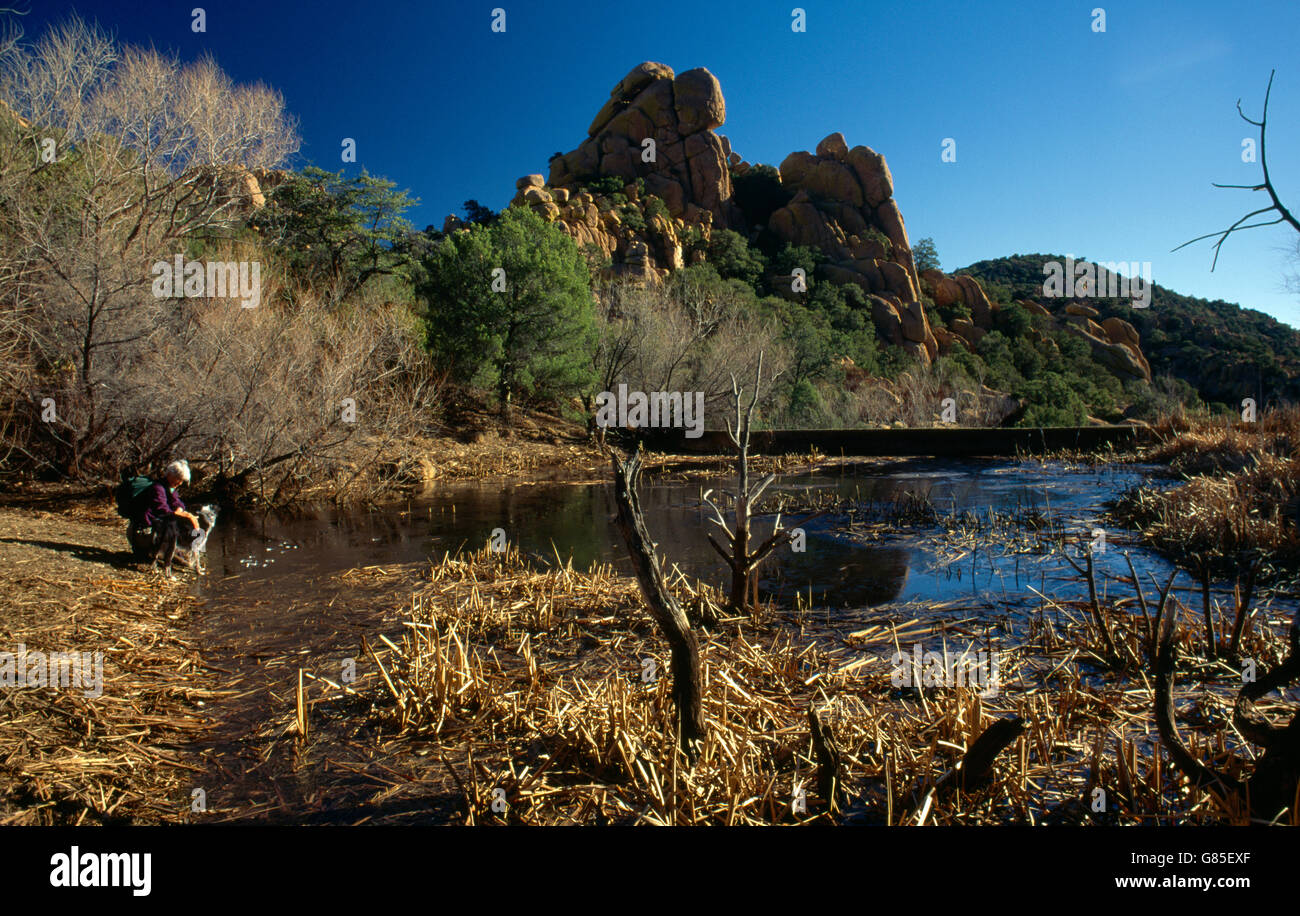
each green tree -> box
[1016,373,1088,426]
[462,199,497,225]
[250,166,418,301]
[913,237,940,272]
[976,330,1020,390]
[770,300,834,381]
[418,206,596,408]
[707,228,767,292]
[994,301,1032,338]
[769,244,824,284]
[809,281,879,372]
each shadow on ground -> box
[0,536,136,570]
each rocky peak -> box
[547,62,737,230]
[505,62,963,363]
[764,130,935,363]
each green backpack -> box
[114,473,155,521]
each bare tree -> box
[586,278,789,429]
[0,7,23,62]
[0,16,299,474]
[702,352,820,614]
[1175,70,1299,269]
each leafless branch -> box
[1174,70,1300,270]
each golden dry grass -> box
[0,507,218,825]
[297,542,1299,825]
[1114,406,1300,581]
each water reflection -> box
[203,459,1166,614]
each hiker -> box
[126,460,200,560]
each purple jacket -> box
[140,482,186,528]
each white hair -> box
[163,459,191,484]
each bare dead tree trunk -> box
[808,705,843,814]
[1231,611,1300,823]
[1199,560,1218,661]
[1227,554,1261,662]
[901,716,1025,821]
[611,449,705,760]
[702,352,820,615]
[1124,551,1154,651]
[934,716,1025,796]
[1063,544,1128,666]
[1152,603,1300,821]
[1153,602,1242,805]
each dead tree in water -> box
[611,450,705,760]
[1153,605,1300,823]
[702,353,818,614]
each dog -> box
[151,505,218,578]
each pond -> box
[184,456,1297,819]
[193,457,1286,654]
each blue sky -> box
[14,0,1300,327]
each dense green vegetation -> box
[962,254,1300,411]
[408,195,1297,427]
[245,167,1297,429]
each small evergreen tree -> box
[250,166,419,300]
[418,206,597,409]
[913,237,940,272]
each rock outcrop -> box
[763,131,936,362]
[504,62,944,360]
[547,62,737,229]
[500,62,738,283]
[500,61,1150,378]
[917,267,1152,382]
[1067,315,1151,381]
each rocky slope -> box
[920,268,1152,382]
[492,62,1175,383]
[963,255,1300,403]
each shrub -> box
[994,301,1032,338]
[706,229,767,292]
[643,195,669,222]
[864,226,893,258]
[585,175,625,196]
[1016,373,1088,426]
[617,204,646,232]
[938,300,972,325]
